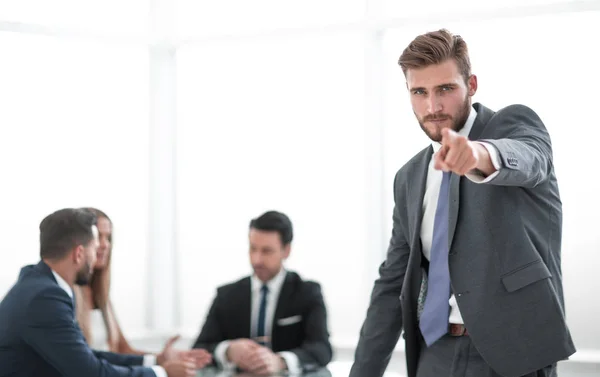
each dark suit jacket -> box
[192,271,332,372]
[0,261,156,377]
[350,103,576,377]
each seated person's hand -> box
[157,335,182,365]
[185,348,212,369]
[158,334,212,367]
[226,338,258,367]
[245,346,287,376]
[163,357,197,377]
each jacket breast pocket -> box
[276,315,302,327]
[501,260,552,292]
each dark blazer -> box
[350,103,576,377]
[192,271,332,372]
[0,261,156,377]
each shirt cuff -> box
[143,354,157,366]
[466,141,501,183]
[278,351,301,375]
[151,366,167,377]
[214,340,236,370]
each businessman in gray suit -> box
[350,29,575,377]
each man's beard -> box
[75,259,93,286]
[418,96,471,142]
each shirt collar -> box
[251,267,287,294]
[432,106,477,153]
[51,269,73,299]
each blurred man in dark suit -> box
[193,210,332,375]
[0,208,210,377]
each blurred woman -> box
[74,207,211,369]
[74,208,144,353]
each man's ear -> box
[72,245,84,265]
[467,74,478,97]
[282,244,291,260]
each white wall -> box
[174,0,364,36]
[175,31,373,343]
[0,0,599,365]
[0,0,148,35]
[0,32,150,332]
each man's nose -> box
[427,94,442,114]
[251,253,263,265]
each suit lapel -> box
[239,278,252,337]
[448,103,494,251]
[448,173,460,250]
[272,273,294,348]
[468,103,493,141]
[406,146,433,304]
[408,147,433,246]
[404,147,433,302]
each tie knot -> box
[261,285,269,295]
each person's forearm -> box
[472,142,496,177]
[116,342,146,356]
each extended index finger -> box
[440,127,456,145]
[434,145,450,171]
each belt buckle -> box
[449,324,467,336]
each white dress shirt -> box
[214,268,301,375]
[51,270,166,377]
[420,107,501,324]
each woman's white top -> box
[90,309,109,351]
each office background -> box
[1,0,599,375]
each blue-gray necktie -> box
[256,285,269,345]
[419,171,451,346]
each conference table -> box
[195,366,332,377]
[195,361,405,377]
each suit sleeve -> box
[284,283,332,372]
[477,104,554,188]
[22,287,156,377]
[191,290,224,356]
[349,170,411,377]
[92,351,144,367]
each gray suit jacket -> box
[350,103,576,377]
